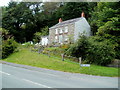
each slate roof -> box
[49,17,83,29]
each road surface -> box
[0,63,118,88]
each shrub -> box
[60,44,71,51]
[2,38,18,59]
[66,35,116,66]
[43,47,65,56]
[65,35,90,59]
[85,40,116,65]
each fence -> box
[30,46,80,64]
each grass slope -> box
[3,48,118,77]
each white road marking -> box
[0,71,11,75]
[23,79,52,88]
[4,64,59,77]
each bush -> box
[43,47,65,56]
[2,38,18,59]
[66,35,90,59]
[66,35,116,66]
[85,40,115,65]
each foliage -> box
[43,47,65,56]
[66,35,90,59]
[1,28,18,59]
[41,26,49,36]
[56,2,93,20]
[89,2,120,36]
[22,42,33,48]
[33,26,49,43]
[59,44,71,51]
[33,32,42,43]
[89,2,120,59]
[2,38,18,59]
[0,28,12,40]
[2,2,42,42]
[85,36,116,65]
[66,35,116,66]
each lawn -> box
[2,47,119,77]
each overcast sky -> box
[0,0,23,7]
[0,0,118,7]
[0,0,11,6]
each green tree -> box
[89,2,120,59]
[33,26,49,43]
[1,28,18,59]
[66,35,90,60]
[2,2,42,42]
[55,2,91,21]
[89,2,120,36]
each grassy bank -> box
[2,47,119,77]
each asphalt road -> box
[0,63,118,88]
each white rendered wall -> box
[74,17,91,41]
[41,37,48,46]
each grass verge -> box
[2,47,119,77]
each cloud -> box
[0,0,11,6]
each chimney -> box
[59,18,62,23]
[81,11,85,17]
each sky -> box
[0,0,11,6]
[0,0,118,7]
[0,0,22,7]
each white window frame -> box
[59,28,63,34]
[64,26,68,33]
[55,36,58,40]
[55,29,58,34]
[59,35,63,44]
[64,35,68,41]
[55,36,58,42]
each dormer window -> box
[59,28,63,34]
[64,26,68,33]
[55,29,58,34]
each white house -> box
[49,12,91,45]
[41,36,49,46]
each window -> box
[59,28,63,34]
[59,35,63,44]
[64,35,68,41]
[64,26,68,33]
[55,36,58,42]
[55,36,58,39]
[55,29,58,34]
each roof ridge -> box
[60,17,81,23]
[49,17,83,29]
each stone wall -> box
[49,28,55,45]
[49,23,75,46]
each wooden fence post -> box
[48,51,50,58]
[38,47,40,54]
[79,57,82,67]
[30,47,32,52]
[61,54,64,61]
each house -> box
[49,12,91,45]
[41,36,49,46]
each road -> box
[0,63,118,88]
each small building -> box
[41,36,49,46]
[49,12,91,45]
